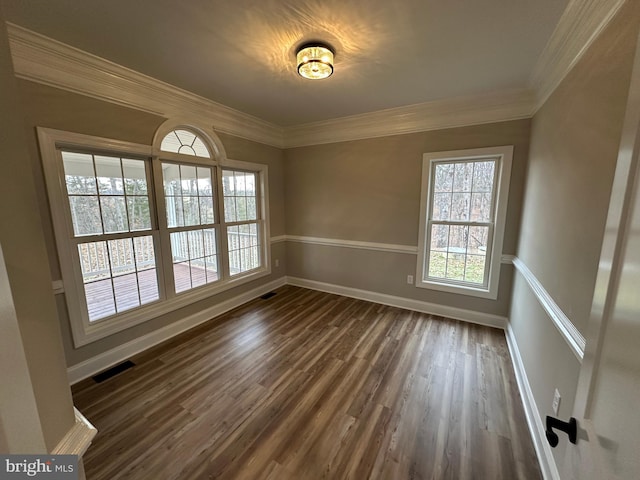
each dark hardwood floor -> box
[73,285,541,480]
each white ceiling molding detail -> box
[283,89,535,147]
[6,0,624,149]
[6,23,285,148]
[529,0,626,112]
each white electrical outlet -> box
[275,259,280,268]
[552,388,561,415]
[407,274,414,284]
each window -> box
[39,124,270,346]
[416,146,512,299]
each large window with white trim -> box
[416,146,512,299]
[39,124,270,346]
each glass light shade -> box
[297,45,334,80]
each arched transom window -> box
[160,129,211,158]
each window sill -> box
[74,266,271,347]
[415,278,498,300]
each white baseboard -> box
[505,323,560,480]
[67,276,286,385]
[286,276,507,329]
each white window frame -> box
[39,125,270,347]
[416,145,513,299]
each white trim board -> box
[284,90,535,147]
[286,276,507,330]
[285,235,418,255]
[67,276,286,385]
[282,235,516,263]
[505,324,560,480]
[512,257,586,361]
[529,0,626,112]
[6,23,284,148]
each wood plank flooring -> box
[72,285,541,480]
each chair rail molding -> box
[512,257,586,361]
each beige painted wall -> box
[510,0,640,469]
[16,81,287,367]
[284,120,530,316]
[515,1,640,335]
[0,13,74,451]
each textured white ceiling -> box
[1,0,569,126]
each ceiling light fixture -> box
[296,43,334,80]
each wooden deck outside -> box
[85,264,216,321]
[73,285,541,479]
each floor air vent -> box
[260,291,277,300]
[92,360,135,383]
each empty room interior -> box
[1,0,640,479]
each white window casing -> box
[39,124,270,347]
[416,145,513,299]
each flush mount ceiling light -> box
[296,43,334,80]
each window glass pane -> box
[163,164,181,195]
[227,222,260,276]
[174,262,191,293]
[170,231,190,263]
[108,238,136,277]
[468,226,489,254]
[450,193,471,221]
[235,172,246,193]
[434,163,454,193]
[205,256,219,282]
[165,196,184,228]
[199,197,214,224]
[470,193,492,222]
[123,159,148,195]
[170,228,219,293]
[464,255,486,284]
[182,196,200,226]
[180,165,198,195]
[430,224,449,253]
[453,162,473,192]
[62,152,97,194]
[249,223,258,246]
[236,197,248,221]
[247,197,257,221]
[472,160,495,193]
[203,228,217,256]
[127,197,151,231]
[428,251,446,278]
[446,253,466,281]
[95,155,124,195]
[197,167,213,195]
[222,170,234,196]
[133,236,159,304]
[448,225,468,254]
[432,193,451,221]
[190,259,207,288]
[113,273,140,312]
[101,196,129,233]
[245,174,256,196]
[188,230,204,259]
[80,236,158,321]
[224,197,237,223]
[69,196,102,236]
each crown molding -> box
[529,0,626,112]
[283,89,536,148]
[6,0,624,149]
[6,23,285,148]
